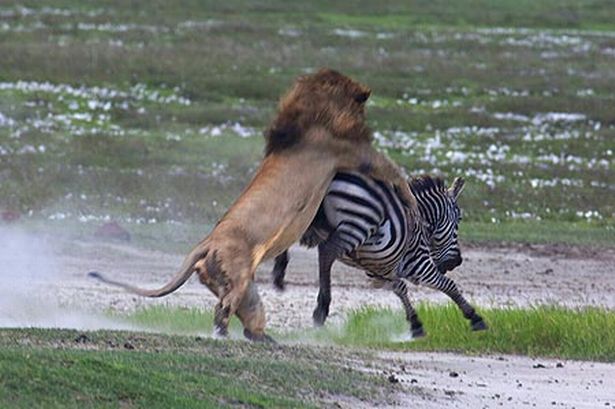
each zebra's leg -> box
[271,251,289,291]
[271,216,329,291]
[393,278,424,338]
[312,230,350,326]
[422,272,487,331]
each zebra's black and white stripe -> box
[272,172,486,337]
[314,172,408,276]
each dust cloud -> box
[0,226,137,331]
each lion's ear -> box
[355,90,370,104]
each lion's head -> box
[265,68,372,155]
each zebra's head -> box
[410,176,465,274]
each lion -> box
[89,68,417,342]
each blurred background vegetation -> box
[0,0,613,246]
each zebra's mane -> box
[409,175,446,196]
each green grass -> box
[0,328,394,409]
[461,220,614,246]
[5,0,615,30]
[3,305,613,407]
[114,305,615,362]
[114,305,244,336]
[321,305,615,362]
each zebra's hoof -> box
[471,319,488,331]
[272,277,285,292]
[312,309,328,327]
[411,327,425,338]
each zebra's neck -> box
[397,195,439,277]
[417,196,440,238]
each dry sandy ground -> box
[380,351,615,409]
[1,230,614,408]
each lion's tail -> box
[87,245,207,298]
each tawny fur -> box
[89,68,417,341]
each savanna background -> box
[1,1,614,408]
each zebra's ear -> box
[449,177,465,200]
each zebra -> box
[271,172,487,337]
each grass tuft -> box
[116,304,615,362]
[323,304,615,362]
[116,305,243,336]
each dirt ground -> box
[2,233,615,408]
[47,239,615,329]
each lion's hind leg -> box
[236,281,274,342]
[199,247,272,342]
[221,275,274,342]
[194,249,245,337]
[195,251,231,337]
